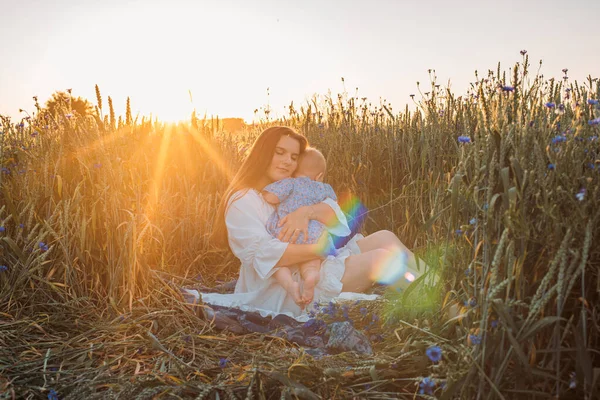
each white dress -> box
[184,189,370,321]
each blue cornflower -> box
[465,268,471,276]
[47,389,59,400]
[0,265,7,272]
[575,188,586,201]
[19,223,24,229]
[18,123,24,128]
[587,99,599,105]
[303,319,316,329]
[0,226,5,232]
[468,297,477,307]
[31,131,39,137]
[589,118,600,126]
[0,167,7,175]
[502,86,515,92]
[548,163,555,170]
[426,345,442,363]
[39,242,49,251]
[419,377,436,395]
[569,372,576,389]
[219,357,228,368]
[556,104,565,115]
[458,135,471,143]
[455,229,463,235]
[360,307,368,316]
[65,114,73,119]
[491,320,499,328]
[552,135,566,144]
[469,334,482,345]
[342,305,350,320]
[545,102,556,108]
[469,218,477,225]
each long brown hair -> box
[211,126,308,248]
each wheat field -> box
[0,55,598,399]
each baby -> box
[262,148,338,308]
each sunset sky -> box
[1,0,599,123]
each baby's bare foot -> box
[301,270,319,305]
[285,281,304,307]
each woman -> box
[200,126,422,319]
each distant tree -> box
[43,90,95,118]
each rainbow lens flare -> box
[331,193,368,249]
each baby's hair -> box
[296,147,326,178]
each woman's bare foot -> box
[301,269,319,305]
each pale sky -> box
[1,0,598,123]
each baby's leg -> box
[299,259,321,305]
[273,267,303,307]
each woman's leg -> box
[340,248,393,292]
[356,230,409,253]
[357,230,428,273]
[340,230,430,292]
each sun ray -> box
[143,123,173,219]
[73,125,131,159]
[188,126,233,182]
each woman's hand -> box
[277,206,311,243]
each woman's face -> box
[265,135,301,183]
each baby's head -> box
[294,148,326,181]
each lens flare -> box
[331,194,368,249]
[313,193,367,256]
[370,248,410,285]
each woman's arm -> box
[226,192,325,280]
[277,200,350,243]
[275,241,324,268]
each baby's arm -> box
[263,178,294,206]
[262,191,281,205]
